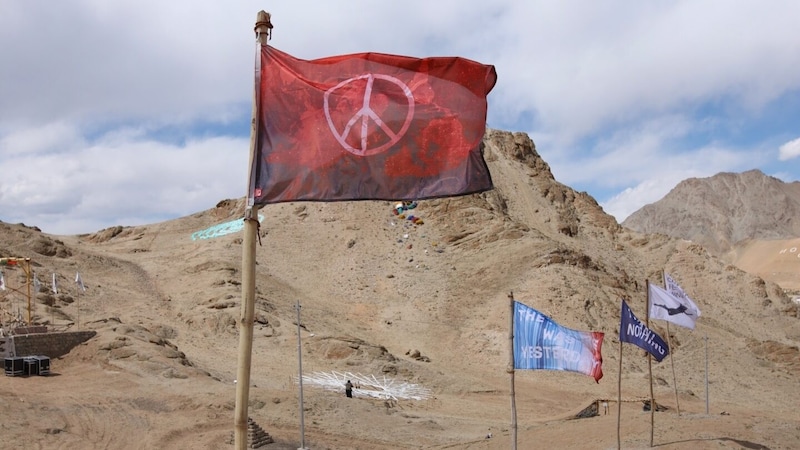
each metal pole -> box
[24,259,32,325]
[705,334,709,415]
[666,322,680,415]
[77,287,80,328]
[296,300,307,450]
[76,272,81,329]
[644,281,655,447]
[234,11,272,450]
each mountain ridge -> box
[1,129,798,449]
[623,169,800,292]
[623,169,800,253]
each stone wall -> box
[3,331,96,359]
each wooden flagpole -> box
[234,11,272,450]
[705,333,709,415]
[296,300,307,449]
[665,322,680,415]
[508,292,517,450]
[645,280,655,447]
[617,337,623,450]
[662,271,680,416]
[76,271,81,329]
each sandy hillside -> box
[730,237,800,292]
[1,129,799,449]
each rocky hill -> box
[623,169,800,292]
[1,130,798,449]
[622,169,800,254]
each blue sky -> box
[1,1,799,235]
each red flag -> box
[248,46,497,206]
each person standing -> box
[345,380,353,398]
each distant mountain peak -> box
[622,170,800,255]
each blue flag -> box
[513,301,604,382]
[619,299,669,362]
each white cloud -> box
[1,1,799,234]
[542,113,765,199]
[779,137,800,161]
[591,139,766,223]
[0,122,248,234]
[602,178,676,223]
[485,1,800,141]
[0,122,83,157]
[598,141,766,223]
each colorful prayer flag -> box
[248,46,496,206]
[513,301,604,382]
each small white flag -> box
[663,272,701,318]
[0,270,5,291]
[649,278,700,330]
[52,272,58,294]
[33,273,42,293]
[75,271,86,292]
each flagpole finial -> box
[255,11,273,43]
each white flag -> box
[75,272,86,292]
[663,273,701,314]
[649,281,700,330]
[0,270,5,290]
[33,273,41,293]
[52,272,58,294]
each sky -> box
[1,1,799,235]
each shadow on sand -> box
[656,437,770,449]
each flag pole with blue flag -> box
[645,283,656,448]
[618,293,670,448]
[507,292,518,450]
[509,292,605,449]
